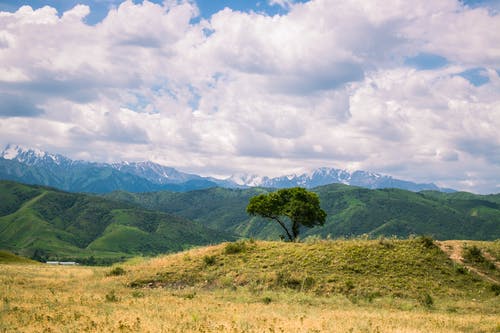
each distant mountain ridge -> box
[230,167,446,192]
[0,144,450,193]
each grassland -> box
[1,239,499,332]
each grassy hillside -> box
[106,184,500,240]
[0,250,38,264]
[0,181,235,263]
[1,239,498,332]
[127,238,499,300]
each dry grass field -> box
[1,239,499,332]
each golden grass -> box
[1,240,499,332]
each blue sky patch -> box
[0,0,310,25]
[404,53,449,70]
[457,68,490,86]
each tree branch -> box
[272,216,294,241]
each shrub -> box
[203,255,216,266]
[107,266,126,276]
[224,241,247,254]
[344,280,355,293]
[491,284,500,296]
[463,245,483,261]
[262,296,272,304]
[454,264,467,274]
[418,235,435,248]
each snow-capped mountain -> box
[1,144,75,167]
[0,144,216,193]
[0,144,448,193]
[226,173,265,187]
[110,161,205,185]
[230,167,442,192]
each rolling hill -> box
[0,181,235,263]
[106,184,500,240]
[127,238,499,300]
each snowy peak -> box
[110,161,202,185]
[1,144,71,166]
[227,173,266,187]
[229,167,442,192]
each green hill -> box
[127,238,499,301]
[106,184,500,240]
[0,250,38,264]
[0,181,235,264]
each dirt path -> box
[437,240,499,285]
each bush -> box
[454,264,467,274]
[418,235,435,248]
[463,245,483,261]
[224,241,247,254]
[490,284,500,296]
[107,266,126,276]
[203,255,216,266]
[262,296,272,304]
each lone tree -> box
[246,187,326,242]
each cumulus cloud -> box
[0,0,499,193]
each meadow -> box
[0,239,499,332]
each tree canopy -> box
[246,187,326,241]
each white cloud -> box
[0,0,499,193]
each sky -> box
[0,0,499,194]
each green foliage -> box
[224,241,247,254]
[203,255,217,266]
[417,235,436,248]
[463,245,484,262]
[262,296,272,304]
[107,266,126,276]
[491,283,500,296]
[454,263,467,274]
[246,187,327,241]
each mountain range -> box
[0,144,450,193]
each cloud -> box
[0,93,44,117]
[0,0,499,193]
